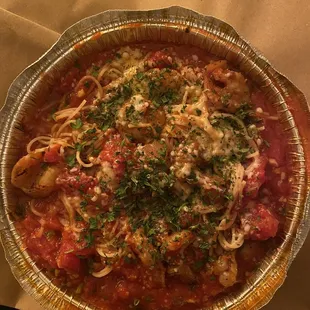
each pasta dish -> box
[11,44,290,309]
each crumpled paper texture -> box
[0,1,309,310]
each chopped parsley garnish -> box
[198,241,210,251]
[80,200,88,211]
[84,231,94,247]
[235,102,259,124]
[221,93,232,106]
[181,105,187,113]
[75,214,84,222]
[125,105,137,121]
[224,192,234,201]
[87,82,132,130]
[136,72,145,80]
[75,142,85,152]
[105,206,120,222]
[44,230,55,240]
[90,65,100,77]
[92,150,100,158]
[89,217,98,229]
[196,108,202,116]
[86,128,96,134]
[65,154,76,168]
[106,211,116,222]
[71,118,83,129]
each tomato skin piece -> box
[44,144,62,163]
[56,251,81,273]
[241,203,279,240]
[244,156,267,198]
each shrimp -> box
[126,228,157,267]
[213,251,238,287]
[11,153,61,198]
[116,94,166,143]
[161,230,195,252]
[135,140,167,162]
[204,60,250,113]
[171,139,225,199]
[126,229,166,288]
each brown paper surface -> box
[0,1,309,309]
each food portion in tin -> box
[12,45,290,310]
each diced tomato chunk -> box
[56,251,81,273]
[26,237,59,268]
[244,156,267,198]
[20,216,61,268]
[22,215,41,232]
[44,144,62,163]
[43,216,63,231]
[56,231,96,273]
[23,228,60,269]
[241,203,279,240]
[60,231,96,256]
[146,51,173,69]
[99,135,128,179]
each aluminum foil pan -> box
[0,6,309,310]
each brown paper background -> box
[0,1,309,309]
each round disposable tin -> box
[0,6,309,310]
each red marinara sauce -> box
[12,43,290,310]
